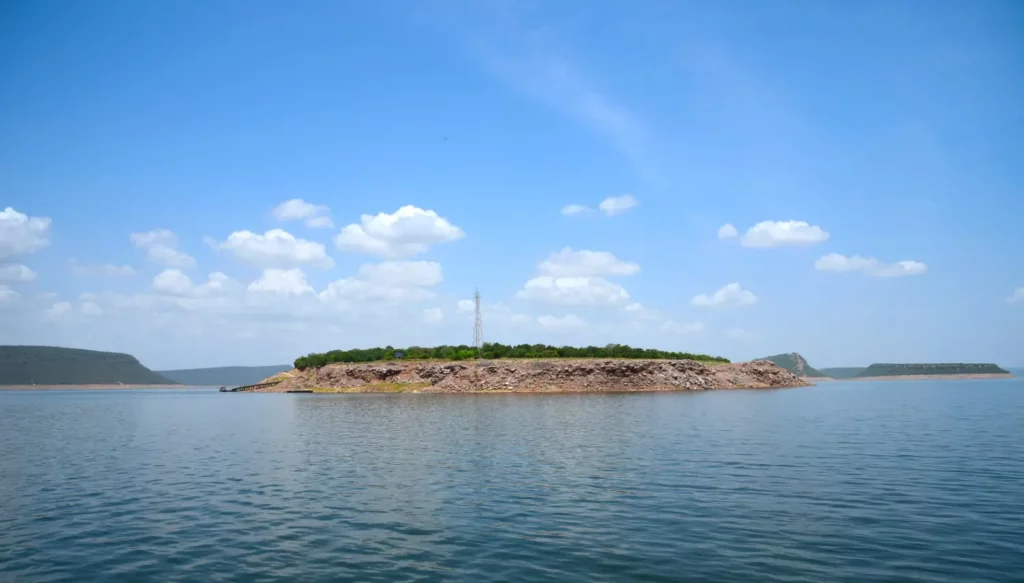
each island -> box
[0,345,177,388]
[243,343,810,393]
[758,352,1014,381]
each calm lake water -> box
[1,379,1022,582]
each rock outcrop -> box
[258,359,811,393]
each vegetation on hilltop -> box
[0,345,175,385]
[294,343,729,371]
[756,353,825,377]
[157,365,292,386]
[857,363,1009,377]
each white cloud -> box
[518,276,630,306]
[662,320,704,334]
[1009,287,1024,303]
[69,260,135,276]
[272,199,334,229]
[45,301,72,320]
[215,229,334,268]
[356,261,442,287]
[130,229,196,269]
[717,223,738,240]
[0,207,51,259]
[815,253,928,277]
[726,327,755,340]
[0,264,36,282]
[598,195,638,216]
[248,268,314,296]
[80,302,103,317]
[305,215,335,229]
[334,205,465,258]
[423,307,444,324]
[152,269,237,297]
[537,248,639,277]
[457,299,475,312]
[623,302,660,321]
[0,285,20,303]
[537,314,585,329]
[319,261,443,304]
[152,269,194,295]
[690,283,758,308]
[740,220,829,248]
[561,204,590,216]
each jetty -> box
[219,380,281,393]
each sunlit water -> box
[2,379,1022,582]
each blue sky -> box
[1,0,1022,369]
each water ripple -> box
[1,380,1023,582]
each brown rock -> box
[256,359,811,394]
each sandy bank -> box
[256,359,810,394]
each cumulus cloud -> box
[718,223,738,240]
[272,199,334,229]
[457,299,475,312]
[69,260,135,277]
[0,264,36,282]
[739,220,829,248]
[518,276,630,306]
[80,302,103,317]
[537,248,640,278]
[131,229,196,269]
[815,253,928,277]
[1007,287,1024,304]
[537,314,585,329]
[152,269,237,297]
[423,307,444,324]
[152,269,195,296]
[0,207,51,259]
[561,204,590,216]
[598,195,638,216]
[0,284,20,303]
[334,205,465,258]
[726,327,755,340]
[248,268,314,296]
[662,320,704,334]
[690,283,758,308]
[45,301,72,320]
[214,229,334,268]
[319,261,443,304]
[355,261,442,288]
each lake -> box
[1,379,1022,582]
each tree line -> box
[294,343,729,370]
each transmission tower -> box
[473,288,483,355]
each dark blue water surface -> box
[2,379,1023,582]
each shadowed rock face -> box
[260,359,811,393]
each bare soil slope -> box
[259,359,810,393]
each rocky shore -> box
[256,359,810,394]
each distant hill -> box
[756,353,825,377]
[856,363,1010,377]
[0,345,175,385]
[157,365,292,386]
[817,367,866,379]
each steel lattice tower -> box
[473,288,483,355]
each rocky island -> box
[253,358,810,393]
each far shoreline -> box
[0,384,188,390]
[808,373,1015,383]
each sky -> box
[1,0,1022,370]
